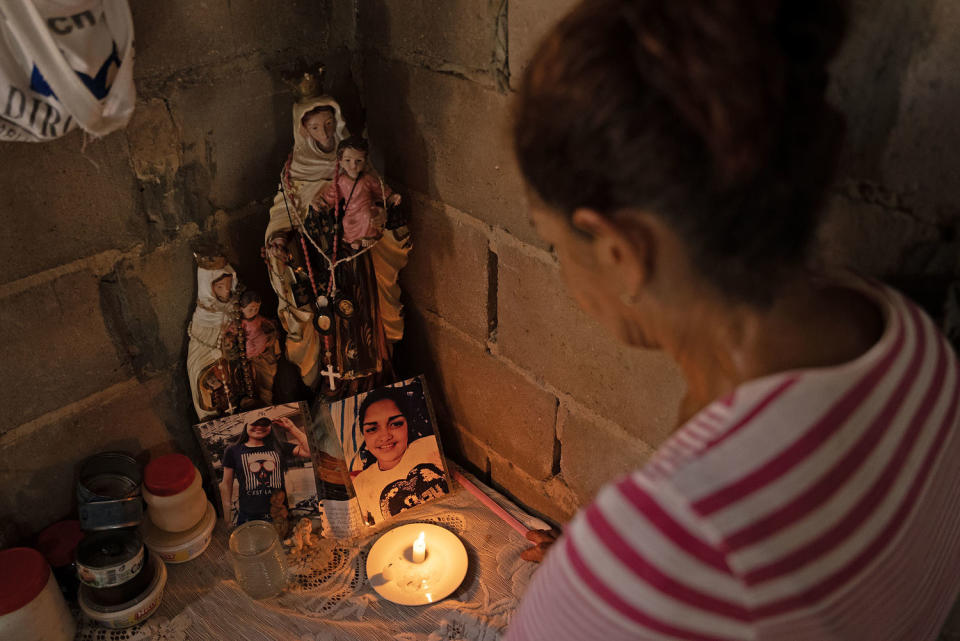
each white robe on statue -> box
[186,264,237,420]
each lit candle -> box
[411,531,426,563]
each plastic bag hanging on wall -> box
[0,0,135,142]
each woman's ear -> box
[571,208,653,300]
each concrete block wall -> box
[359,0,685,524]
[361,0,960,524]
[0,0,345,536]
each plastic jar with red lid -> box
[36,520,84,599]
[143,454,206,533]
[0,547,75,641]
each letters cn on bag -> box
[0,0,135,142]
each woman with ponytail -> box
[506,1,960,639]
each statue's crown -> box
[282,64,325,100]
[194,254,227,270]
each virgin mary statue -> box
[263,73,411,398]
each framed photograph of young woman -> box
[319,376,452,526]
[193,402,317,530]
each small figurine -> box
[238,289,281,404]
[317,136,402,249]
[186,254,257,419]
[284,517,321,558]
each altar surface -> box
[74,473,548,641]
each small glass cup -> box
[228,521,287,599]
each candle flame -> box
[415,531,425,548]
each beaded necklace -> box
[277,154,384,297]
[234,300,256,401]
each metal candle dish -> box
[366,523,468,606]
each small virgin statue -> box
[186,253,257,419]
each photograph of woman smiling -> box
[347,382,449,525]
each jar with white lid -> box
[143,454,206,533]
[0,547,76,641]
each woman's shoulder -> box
[647,275,953,485]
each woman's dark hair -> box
[232,417,289,471]
[337,135,369,160]
[514,0,847,305]
[356,383,432,469]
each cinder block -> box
[101,239,198,379]
[405,311,558,480]
[126,98,181,182]
[0,270,133,435]
[559,405,655,504]
[132,0,329,80]
[363,57,542,246]
[508,0,580,87]
[209,205,278,304]
[130,0,331,79]
[359,0,499,74]
[401,194,491,341]
[816,194,941,276]
[0,380,176,535]
[0,128,142,285]
[443,422,491,480]
[131,0,235,79]
[166,63,291,212]
[489,453,578,526]
[220,1,330,61]
[138,240,196,365]
[495,241,685,446]
[830,0,960,227]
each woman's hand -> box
[521,529,559,563]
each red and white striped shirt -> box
[506,282,960,640]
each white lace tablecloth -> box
[75,473,548,641]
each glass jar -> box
[228,521,287,599]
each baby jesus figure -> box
[316,135,402,249]
[238,289,280,404]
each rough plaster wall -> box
[821,0,960,304]
[0,0,349,536]
[361,0,960,525]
